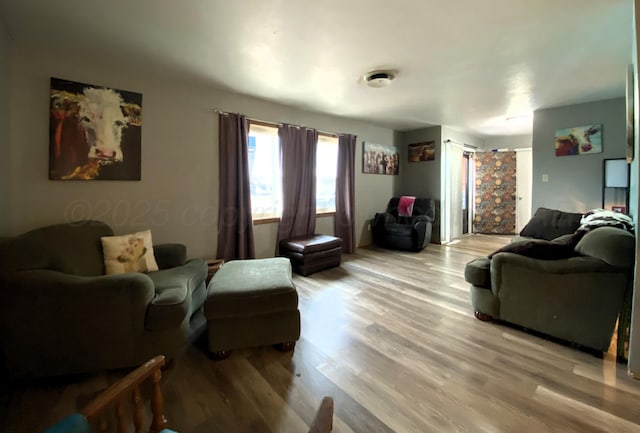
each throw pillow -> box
[101,229,159,275]
[519,207,583,240]
[488,239,578,260]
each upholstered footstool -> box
[204,257,300,359]
[279,235,343,276]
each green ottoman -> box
[204,257,300,359]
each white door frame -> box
[442,141,476,243]
[515,148,533,233]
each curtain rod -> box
[213,108,343,137]
[444,138,478,149]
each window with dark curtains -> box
[335,134,357,253]
[216,113,255,260]
[276,124,318,253]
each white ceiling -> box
[0,0,633,136]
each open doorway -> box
[462,151,473,235]
[443,140,476,243]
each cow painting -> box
[49,77,142,180]
[554,124,602,157]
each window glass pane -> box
[316,135,338,212]
[248,124,281,219]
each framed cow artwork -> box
[49,77,142,180]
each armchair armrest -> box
[153,243,187,269]
[373,212,395,228]
[0,269,155,372]
[411,214,433,225]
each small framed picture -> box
[612,206,626,213]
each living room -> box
[1,1,640,432]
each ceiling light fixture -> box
[364,70,396,88]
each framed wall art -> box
[554,124,602,157]
[49,77,143,180]
[362,141,399,175]
[408,141,435,162]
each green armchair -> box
[0,221,207,378]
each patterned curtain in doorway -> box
[473,151,517,234]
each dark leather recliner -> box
[372,197,435,251]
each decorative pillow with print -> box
[101,229,159,275]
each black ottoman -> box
[279,235,343,276]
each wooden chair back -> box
[81,355,168,433]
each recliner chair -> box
[372,197,435,251]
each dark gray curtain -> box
[335,134,357,253]
[216,113,255,260]
[276,124,318,252]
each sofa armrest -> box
[490,253,619,296]
[153,243,187,269]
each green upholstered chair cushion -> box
[145,258,207,331]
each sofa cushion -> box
[519,207,583,240]
[488,239,578,260]
[101,230,159,275]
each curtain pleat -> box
[335,134,357,253]
[276,124,318,253]
[216,113,255,260]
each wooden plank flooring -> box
[2,234,640,433]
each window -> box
[316,135,338,213]
[248,124,281,219]
[248,123,338,220]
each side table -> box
[206,259,225,284]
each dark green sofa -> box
[465,225,635,353]
[0,221,207,377]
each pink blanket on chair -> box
[398,196,416,217]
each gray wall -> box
[400,126,442,242]
[531,98,626,213]
[7,42,399,258]
[484,134,532,151]
[0,17,10,235]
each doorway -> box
[462,151,473,235]
[515,148,533,232]
[473,150,517,234]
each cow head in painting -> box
[50,87,142,165]
[78,87,129,162]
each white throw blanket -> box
[579,209,634,233]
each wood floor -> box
[3,234,640,433]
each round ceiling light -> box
[364,70,396,88]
